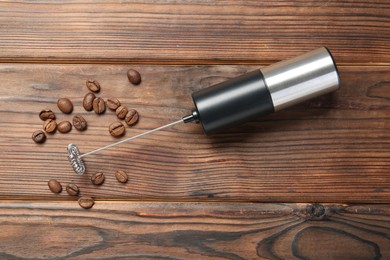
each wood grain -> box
[0,63,389,202]
[0,201,389,259]
[0,0,389,64]
[0,1,388,257]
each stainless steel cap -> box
[260,47,340,111]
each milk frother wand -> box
[68,47,340,175]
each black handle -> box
[191,70,273,134]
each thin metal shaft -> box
[79,118,184,159]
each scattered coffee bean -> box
[72,115,88,131]
[115,170,128,183]
[43,119,57,133]
[32,130,46,144]
[107,98,121,111]
[91,172,105,185]
[66,183,79,196]
[57,121,72,133]
[86,79,101,93]
[93,97,106,114]
[127,69,141,85]
[125,109,139,126]
[48,179,62,193]
[39,109,55,121]
[78,196,95,209]
[116,105,128,120]
[57,98,73,114]
[83,92,96,111]
[109,121,125,137]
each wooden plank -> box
[0,201,389,259]
[0,0,389,64]
[0,64,389,202]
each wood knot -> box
[306,204,326,219]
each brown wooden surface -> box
[0,0,389,258]
[0,0,389,64]
[0,201,389,259]
[0,64,389,202]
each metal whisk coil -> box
[67,143,86,175]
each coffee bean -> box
[93,97,106,114]
[57,98,73,114]
[32,130,46,144]
[115,105,128,120]
[83,92,96,111]
[39,109,55,121]
[107,98,121,111]
[91,172,105,185]
[78,196,95,209]
[57,121,72,133]
[86,79,101,93]
[125,109,139,126]
[115,170,128,183]
[127,69,141,85]
[48,179,62,193]
[109,121,125,137]
[43,119,57,133]
[66,183,79,196]
[73,115,88,131]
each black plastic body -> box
[191,70,274,135]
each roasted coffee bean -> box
[93,97,106,114]
[107,98,121,111]
[78,196,94,209]
[125,109,139,126]
[66,183,79,196]
[115,105,128,120]
[83,92,96,111]
[39,109,55,121]
[32,130,46,144]
[43,119,57,133]
[57,98,73,114]
[91,172,105,185]
[72,115,88,131]
[127,69,141,85]
[86,79,101,93]
[109,121,125,137]
[115,170,128,183]
[57,121,72,133]
[48,179,62,193]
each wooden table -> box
[0,1,389,259]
